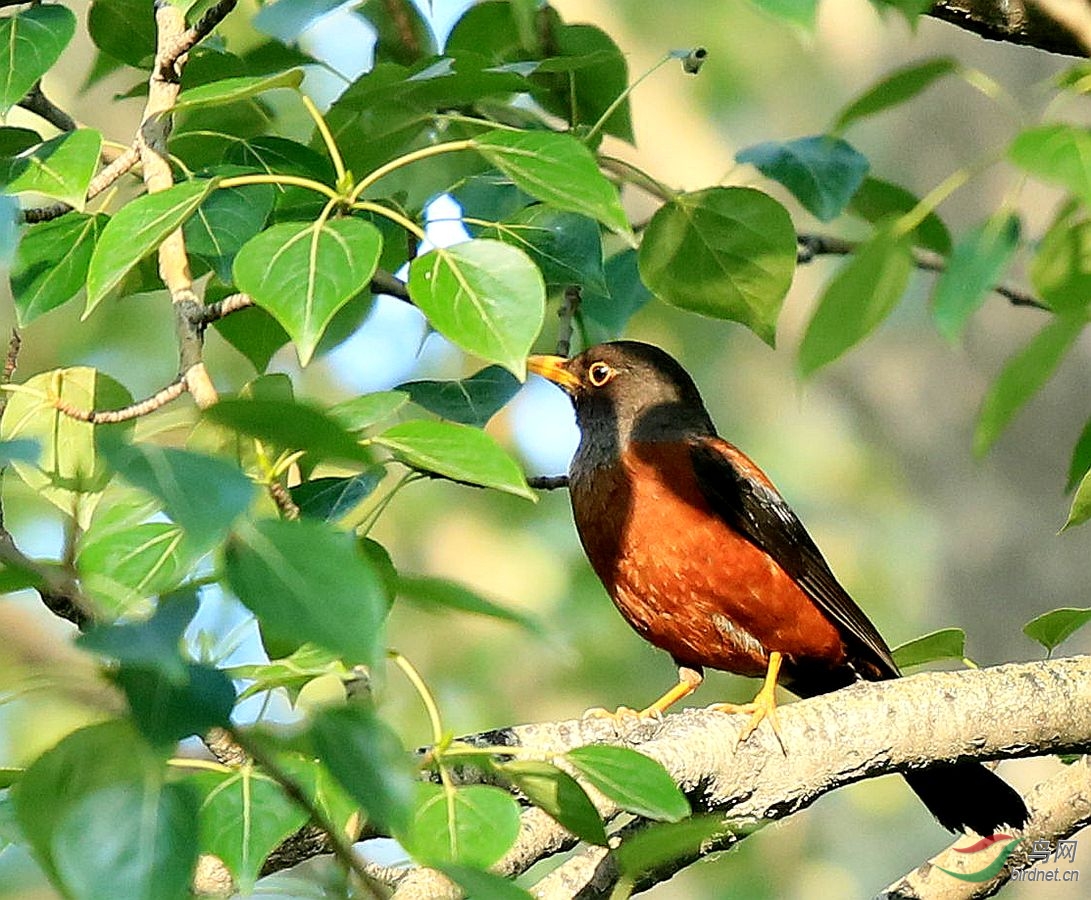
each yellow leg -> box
[712,651,785,750]
[639,666,703,716]
[584,666,703,721]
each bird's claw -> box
[712,689,785,753]
[582,705,662,723]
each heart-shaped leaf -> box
[1022,607,1091,652]
[172,70,304,113]
[402,783,521,868]
[233,218,382,365]
[408,239,545,376]
[12,212,106,326]
[891,628,967,669]
[397,365,520,427]
[639,187,796,345]
[0,6,76,113]
[564,746,689,822]
[1,129,102,210]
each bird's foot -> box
[582,705,663,723]
[712,682,785,753]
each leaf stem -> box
[217,172,340,200]
[389,650,445,747]
[893,152,999,237]
[353,200,427,242]
[349,140,475,204]
[301,94,347,186]
[584,52,672,145]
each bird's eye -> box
[587,361,614,387]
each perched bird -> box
[527,340,1028,835]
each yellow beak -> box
[527,355,581,392]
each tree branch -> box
[52,377,187,424]
[386,656,1090,899]
[796,233,1049,311]
[928,1,1087,57]
[17,82,76,132]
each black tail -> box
[903,764,1028,835]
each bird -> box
[527,339,1028,835]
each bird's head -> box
[527,341,715,449]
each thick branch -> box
[389,656,1091,899]
[928,1,1087,57]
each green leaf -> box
[798,227,912,376]
[225,518,388,667]
[890,628,967,669]
[437,866,534,900]
[113,662,236,746]
[542,22,633,141]
[408,239,545,376]
[228,643,348,703]
[105,444,255,554]
[485,206,608,291]
[474,130,630,235]
[1064,468,1091,530]
[403,783,521,868]
[12,213,106,326]
[310,705,415,834]
[183,181,275,282]
[1066,416,1091,492]
[973,314,1085,457]
[749,0,817,27]
[0,768,21,789]
[88,0,157,68]
[77,523,189,617]
[233,218,382,366]
[14,720,197,900]
[932,213,1020,341]
[292,471,385,522]
[205,397,373,464]
[564,746,689,822]
[211,303,291,373]
[1023,607,1091,652]
[187,767,308,892]
[0,367,134,526]
[1031,216,1091,314]
[86,179,218,314]
[172,70,304,112]
[329,391,410,432]
[500,760,607,845]
[397,575,541,632]
[615,815,739,881]
[375,419,534,500]
[847,177,951,254]
[639,187,797,345]
[0,6,76,113]
[1009,124,1091,207]
[0,437,39,464]
[737,135,869,222]
[1,129,102,210]
[78,592,198,681]
[834,57,957,132]
[397,366,521,427]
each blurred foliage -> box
[0,0,1089,897]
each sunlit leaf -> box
[0,6,76,112]
[408,239,545,376]
[500,760,606,845]
[12,213,106,326]
[639,187,796,345]
[329,391,410,432]
[1,129,102,210]
[891,628,966,669]
[172,70,304,112]
[233,218,382,365]
[402,783,521,868]
[1022,607,1091,652]
[375,419,534,499]
[847,177,951,254]
[1009,124,1091,207]
[564,746,689,822]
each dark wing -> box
[689,437,899,678]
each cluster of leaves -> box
[2,0,1091,895]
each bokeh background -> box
[1,1,1089,897]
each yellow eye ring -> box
[587,361,613,387]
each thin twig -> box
[0,330,21,418]
[17,82,76,132]
[527,475,569,490]
[0,527,92,630]
[52,377,186,424]
[796,233,1049,311]
[162,0,240,68]
[267,481,301,521]
[20,146,140,225]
